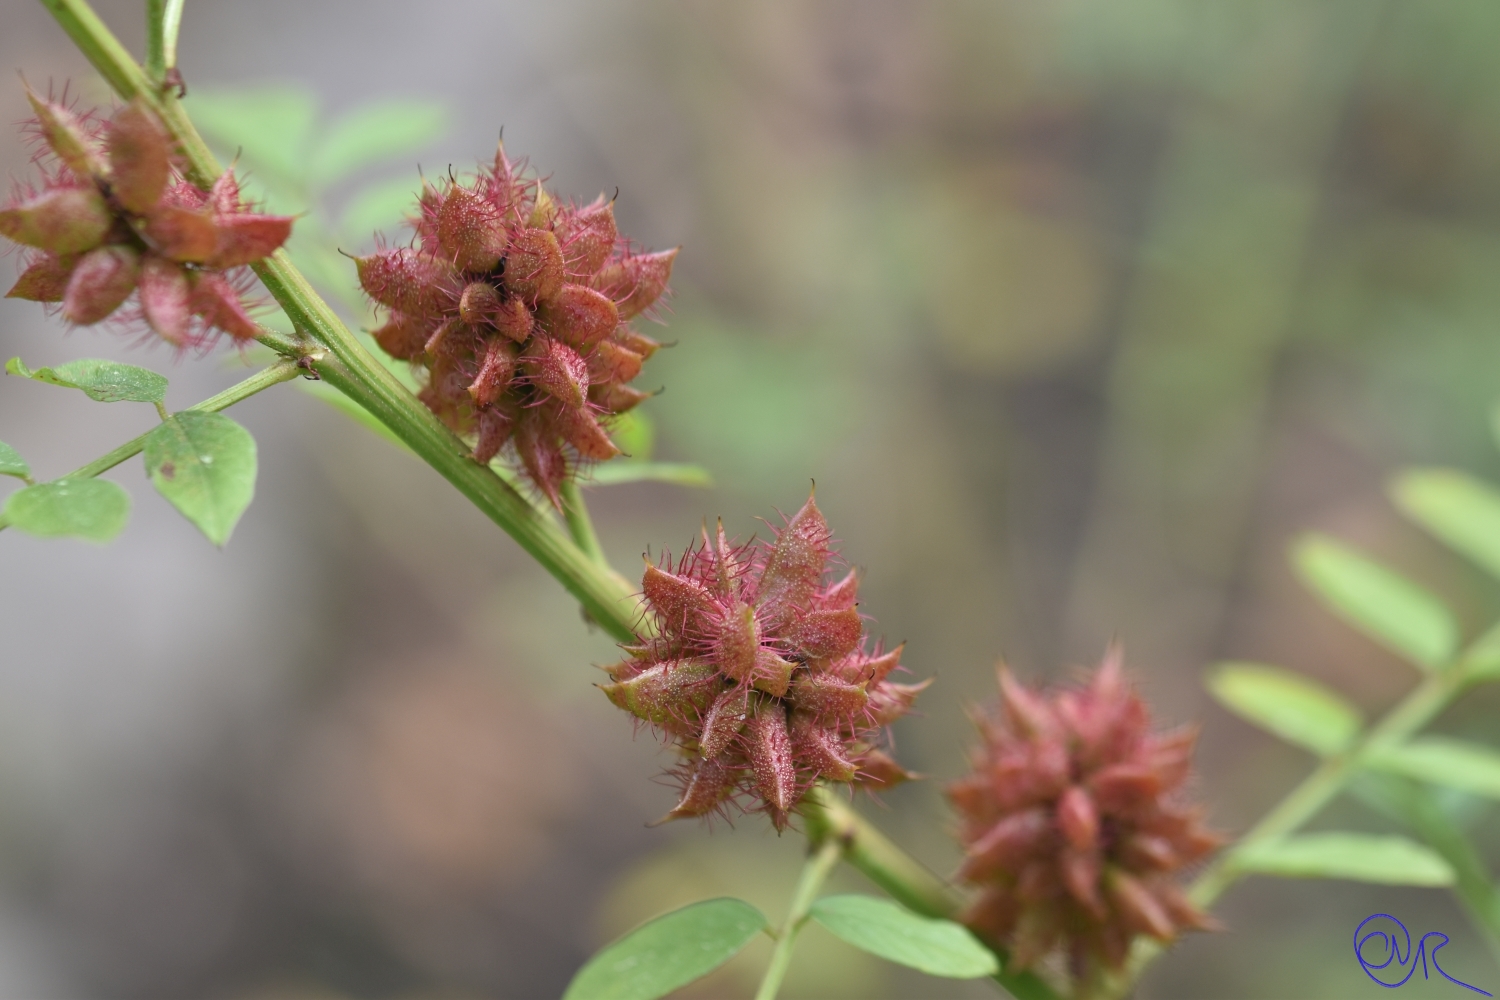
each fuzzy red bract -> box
[355,145,677,504]
[947,648,1220,987]
[2,87,292,347]
[603,495,925,829]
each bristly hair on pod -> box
[1,84,293,350]
[601,492,926,831]
[354,139,678,505]
[947,647,1221,993]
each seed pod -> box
[601,659,722,731]
[26,88,106,180]
[355,247,454,314]
[537,282,619,350]
[6,254,77,302]
[757,496,831,627]
[502,228,564,303]
[784,607,863,661]
[0,187,112,254]
[699,685,750,760]
[745,700,797,826]
[104,100,171,214]
[371,312,432,361]
[715,602,760,684]
[458,281,501,326]
[588,382,652,414]
[143,204,220,262]
[561,198,617,276]
[62,244,141,324]
[467,337,519,407]
[789,711,857,781]
[752,649,796,698]
[851,749,915,789]
[613,325,661,359]
[521,336,588,409]
[594,247,678,320]
[137,256,194,345]
[659,756,739,823]
[190,272,261,341]
[642,563,719,637]
[473,404,518,464]
[789,672,868,725]
[493,296,534,342]
[206,213,294,268]
[586,340,643,384]
[553,403,621,461]
[437,184,507,273]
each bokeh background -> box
[4,1,1500,997]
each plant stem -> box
[145,0,184,82]
[560,477,607,566]
[1118,658,1479,995]
[0,359,301,532]
[754,836,844,1000]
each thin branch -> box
[754,836,843,1000]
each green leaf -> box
[188,86,319,187]
[1366,737,1500,800]
[1292,533,1458,670]
[310,100,447,186]
[1462,621,1500,681]
[562,897,767,1000]
[809,895,999,979]
[143,412,257,546]
[3,479,129,542]
[7,357,168,405]
[1206,662,1363,755]
[0,441,29,480]
[1233,832,1455,886]
[1392,468,1500,582]
[587,462,715,488]
[341,175,425,240]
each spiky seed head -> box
[948,649,1220,988]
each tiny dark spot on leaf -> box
[160,461,175,480]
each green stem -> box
[144,0,184,82]
[801,787,1062,1000]
[560,477,607,566]
[1119,658,1478,994]
[0,359,301,532]
[754,836,843,1000]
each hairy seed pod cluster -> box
[355,144,677,504]
[603,495,926,830]
[947,649,1219,986]
[2,87,292,346]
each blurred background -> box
[4,1,1500,996]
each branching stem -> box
[0,358,301,532]
[754,836,843,1000]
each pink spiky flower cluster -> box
[947,649,1220,986]
[604,495,927,830]
[2,88,292,346]
[355,144,676,504]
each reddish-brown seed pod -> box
[190,272,261,341]
[467,337,519,407]
[437,184,507,272]
[356,248,454,315]
[25,88,105,180]
[137,256,194,345]
[538,282,619,350]
[459,281,501,326]
[0,187,112,254]
[594,247,678,320]
[143,204,219,262]
[586,340,644,385]
[105,100,171,214]
[62,245,141,324]
[606,495,923,829]
[560,198,617,276]
[589,382,652,414]
[949,650,1220,988]
[521,336,589,409]
[206,214,296,268]
[503,227,565,303]
[7,253,77,302]
[371,312,431,361]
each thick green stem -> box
[754,836,843,1000]
[0,359,301,532]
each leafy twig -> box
[754,836,844,1000]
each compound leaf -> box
[1366,737,1500,800]
[3,479,129,541]
[144,411,256,546]
[1392,468,1500,583]
[1206,662,1362,755]
[7,357,167,404]
[562,897,766,1000]
[1293,533,1458,670]
[1233,832,1455,886]
[809,894,999,979]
